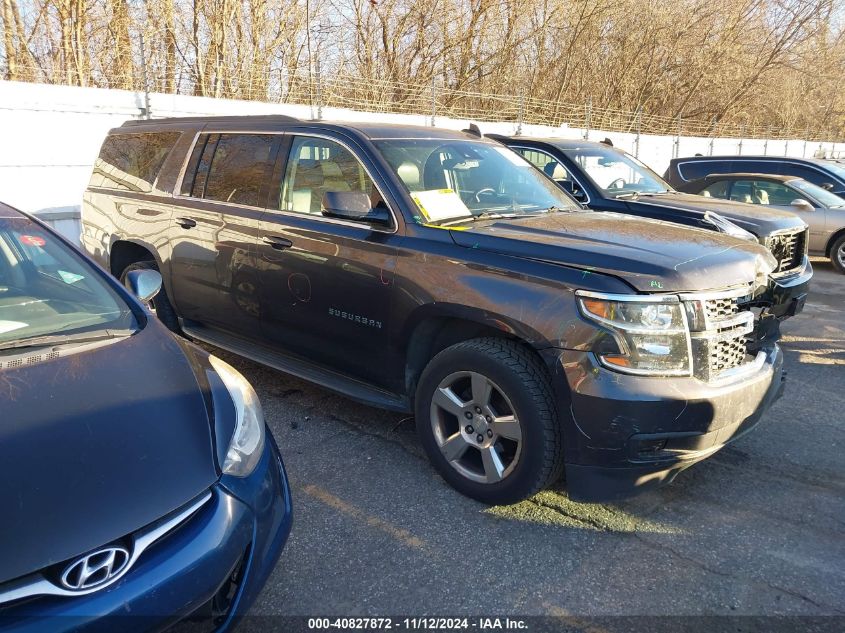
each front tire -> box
[831,234,845,274]
[119,260,181,333]
[415,338,563,505]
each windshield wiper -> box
[614,191,641,200]
[0,329,132,352]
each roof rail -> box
[120,114,301,127]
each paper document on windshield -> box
[410,189,472,223]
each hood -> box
[449,211,776,293]
[627,192,807,237]
[0,323,219,584]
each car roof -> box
[119,116,483,141]
[0,201,24,218]
[673,155,830,166]
[489,135,610,151]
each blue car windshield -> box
[0,218,136,346]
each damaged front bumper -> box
[541,342,785,502]
[748,257,812,347]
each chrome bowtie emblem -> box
[60,546,131,591]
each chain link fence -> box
[1,45,840,144]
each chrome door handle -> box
[263,236,293,250]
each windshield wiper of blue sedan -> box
[0,329,133,352]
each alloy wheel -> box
[429,371,523,484]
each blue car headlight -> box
[209,355,266,477]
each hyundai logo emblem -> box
[60,546,131,591]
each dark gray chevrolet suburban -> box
[82,116,786,504]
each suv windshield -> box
[373,139,580,224]
[562,146,670,197]
[790,179,845,207]
[0,217,136,348]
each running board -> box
[182,324,410,412]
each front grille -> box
[684,291,755,381]
[709,337,748,374]
[703,296,738,322]
[768,229,807,274]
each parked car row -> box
[1,114,834,631]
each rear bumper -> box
[0,432,292,633]
[541,343,785,502]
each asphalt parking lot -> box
[210,258,844,618]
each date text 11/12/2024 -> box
[307,618,528,630]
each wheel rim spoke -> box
[430,370,522,485]
[470,372,492,407]
[433,386,465,417]
[440,433,470,462]
[491,415,520,441]
[480,446,505,482]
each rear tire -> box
[119,260,181,333]
[415,337,563,505]
[831,235,845,274]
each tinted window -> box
[94,132,180,191]
[203,134,275,206]
[0,218,135,345]
[775,164,836,189]
[280,137,377,216]
[180,134,212,196]
[190,134,219,198]
[677,160,736,182]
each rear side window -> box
[181,133,275,207]
[93,132,180,192]
[773,164,835,189]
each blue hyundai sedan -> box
[0,202,292,631]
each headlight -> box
[576,291,692,376]
[704,212,757,242]
[209,355,265,477]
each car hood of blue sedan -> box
[0,322,219,585]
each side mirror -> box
[321,191,391,226]
[791,199,814,211]
[125,269,162,303]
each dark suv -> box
[83,117,786,504]
[490,136,812,329]
[664,155,845,197]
